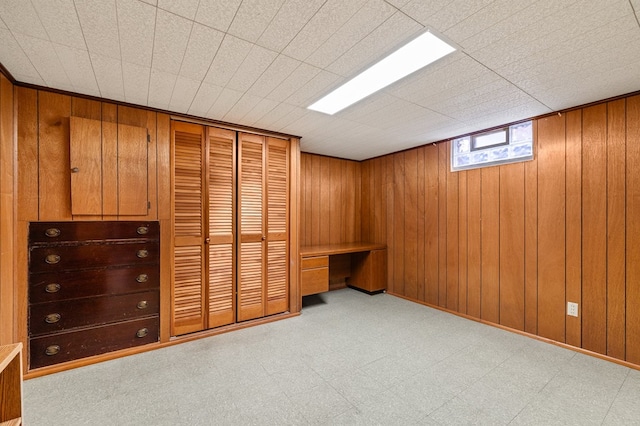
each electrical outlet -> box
[567,302,579,317]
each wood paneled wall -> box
[300,153,361,246]
[359,93,640,366]
[0,74,15,345]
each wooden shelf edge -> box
[0,343,22,372]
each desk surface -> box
[300,242,386,257]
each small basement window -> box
[451,121,533,171]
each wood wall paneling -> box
[606,99,626,360]
[437,143,447,307]
[0,75,14,345]
[499,163,525,331]
[466,168,481,318]
[424,145,439,306]
[565,110,582,347]
[480,166,500,323]
[626,95,640,364]
[581,104,607,355]
[458,170,468,314]
[446,148,459,311]
[393,152,405,295]
[537,115,566,343]
[416,148,426,302]
[404,149,418,300]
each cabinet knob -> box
[45,228,61,237]
[45,254,61,264]
[204,237,210,244]
[136,300,148,310]
[136,249,149,259]
[261,235,266,241]
[71,167,79,173]
[45,345,60,356]
[45,283,61,293]
[136,274,149,283]
[45,313,61,324]
[136,328,148,338]
[136,226,149,235]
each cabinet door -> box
[69,117,148,216]
[171,121,206,335]
[70,116,102,215]
[237,133,266,322]
[206,127,236,328]
[266,137,289,315]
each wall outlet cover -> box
[567,302,579,317]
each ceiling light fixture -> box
[308,32,456,115]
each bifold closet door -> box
[171,122,236,335]
[172,122,206,335]
[237,133,289,321]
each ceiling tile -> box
[122,62,150,105]
[117,0,156,66]
[188,82,223,117]
[398,0,451,28]
[227,0,286,42]
[206,87,243,121]
[226,45,277,92]
[203,35,252,87]
[169,76,200,113]
[246,54,300,98]
[158,0,200,20]
[285,70,342,107]
[179,23,224,81]
[256,0,325,52]
[147,68,176,110]
[53,44,98,93]
[74,0,120,59]
[0,0,48,39]
[325,11,422,77]
[422,0,497,31]
[252,102,298,129]
[222,93,263,123]
[90,52,124,101]
[31,0,86,49]
[195,0,242,32]
[0,28,41,81]
[266,104,308,130]
[266,62,321,102]
[282,0,369,61]
[14,33,71,88]
[305,0,396,69]
[151,9,192,74]
[241,97,279,125]
[140,0,157,5]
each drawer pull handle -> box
[137,226,149,235]
[136,273,149,283]
[45,345,60,356]
[45,254,61,264]
[137,300,148,309]
[45,313,61,324]
[136,249,149,258]
[136,328,148,338]
[45,283,61,293]
[45,228,61,237]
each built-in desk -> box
[300,242,387,296]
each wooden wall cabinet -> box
[70,116,148,216]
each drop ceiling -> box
[1,0,639,161]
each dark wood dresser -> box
[28,221,160,369]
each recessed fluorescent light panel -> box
[308,32,456,115]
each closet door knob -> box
[71,167,79,173]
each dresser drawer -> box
[29,266,159,303]
[29,316,159,369]
[301,267,329,296]
[29,290,159,336]
[29,221,159,244]
[29,242,159,273]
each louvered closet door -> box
[206,127,236,328]
[266,137,289,315]
[237,133,266,321]
[171,122,206,335]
